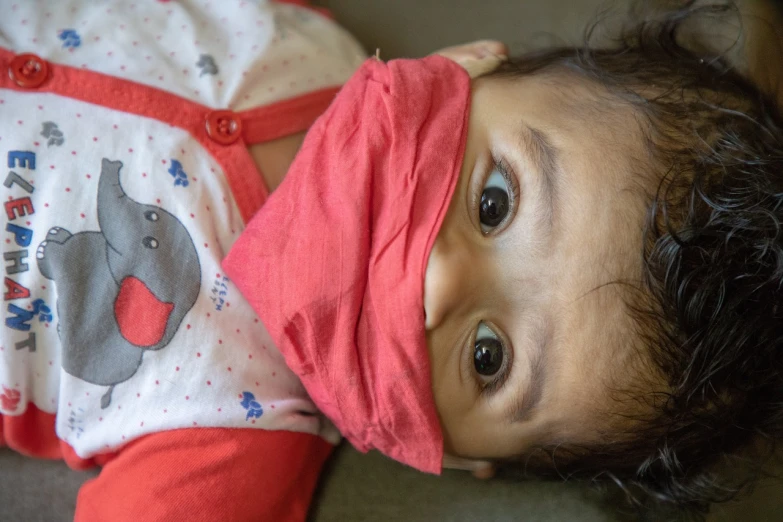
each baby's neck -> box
[248,131,307,193]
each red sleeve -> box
[74,428,333,522]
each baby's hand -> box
[433,40,508,78]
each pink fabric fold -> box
[224,55,471,473]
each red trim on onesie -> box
[0,405,118,467]
[239,87,340,144]
[1,47,339,223]
[0,403,61,459]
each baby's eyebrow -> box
[519,124,560,235]
[507,314,551,424]
[503,126,559,425]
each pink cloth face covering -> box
[224,55,471,473]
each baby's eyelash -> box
[492,156,521,204]
[471,155,521,237]
[480,350,512,396]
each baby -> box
[227,0,783,518]
[1,1,781,521]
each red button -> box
[206,111,242,145]
[9,53,49,89]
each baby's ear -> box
[433,40,508,79]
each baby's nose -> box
[423,237,471,330]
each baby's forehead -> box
[505,68,651,145]
[491,70,661,429]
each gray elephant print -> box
[36,159,201,408]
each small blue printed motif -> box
[67,407,85,439]
[168,159,189,187]
[210,275,230,311]
[33,298,54,323]
[58,29,81,49]
[240,391,263,421]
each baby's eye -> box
[479,166,510,233]
[474,322,504,376]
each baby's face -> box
[424,71,653,464]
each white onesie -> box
[0,0,365,463]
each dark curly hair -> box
[491,1,783,518]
